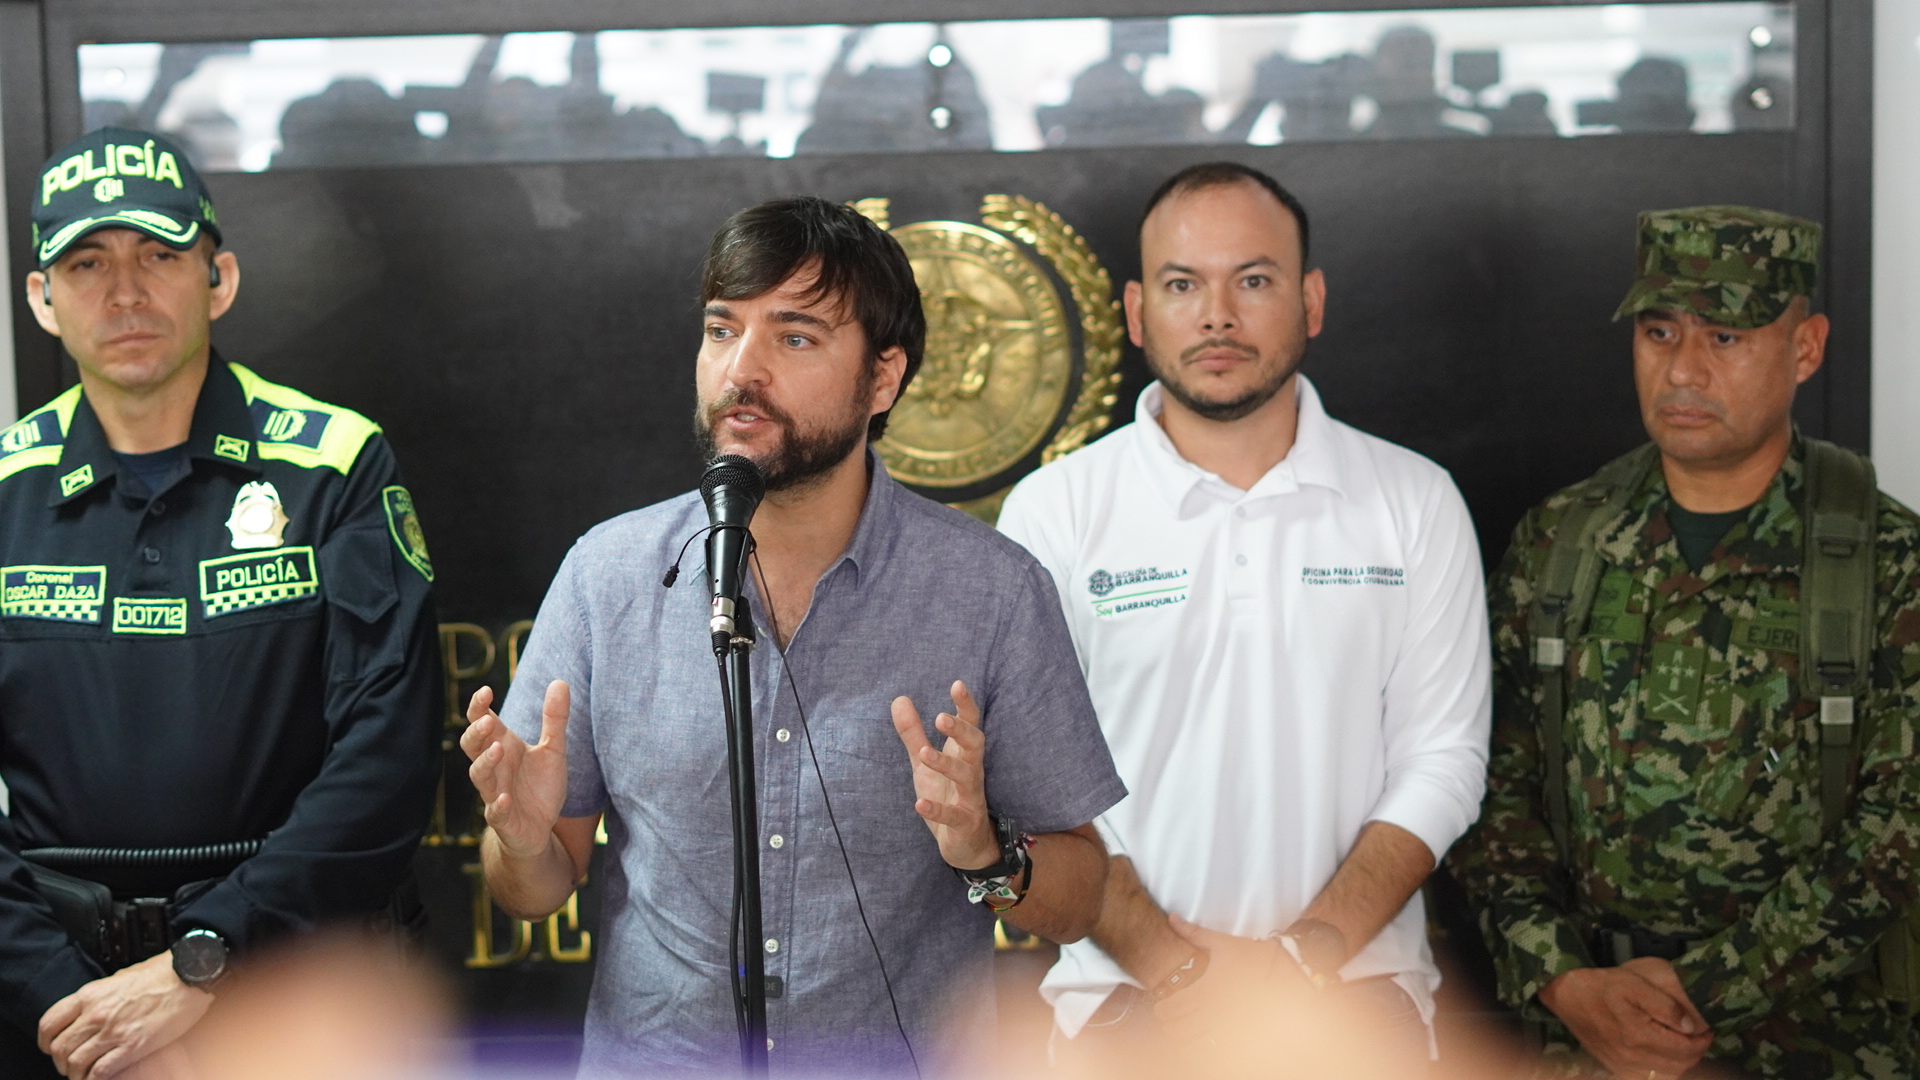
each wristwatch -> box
[952,815,1033,911]
[1278,918,1348,987]
[171,928,229,989]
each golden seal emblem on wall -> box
[852,195,1123,520]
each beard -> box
[1143,328,1306,422]
[694,377,872,494]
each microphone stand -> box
[711,529,768,1076]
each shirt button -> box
[776,729,791,743]
[141,546,161,564]
[1236,507,1247,518]
[149,500,166,516]
[764,938,779,954]
[769,834,784,849]
[1235,554,1248,567]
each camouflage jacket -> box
[1450,442,1920,1076]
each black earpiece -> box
[208,262,222,289]
[39,277,49,305]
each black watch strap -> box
[953,814,1028,880]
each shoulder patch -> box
[0,389,81,484]
[382,486,433,581]
[0,411,59,458]
[249,400,332,451]
[228,362,379,475]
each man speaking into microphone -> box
[460,197,1125,1076]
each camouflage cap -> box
[1613,204,1820,330]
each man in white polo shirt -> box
[997,161,1491,1064]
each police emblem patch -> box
[226,481,288,550]
[199,547,318,617]
[2,565,106,623]
[382,486,433,581]
[112,596,188,635]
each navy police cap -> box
[31,127,221,268]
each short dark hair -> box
[1139,161,1311,264]
[700,196,926,441]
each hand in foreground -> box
[461,681,570,859]
[892,681,998,870]
[1539,959,1714,1079]
[1152,914,1309,1042]
[39,952,211,1080]
[120,1042,198,1080]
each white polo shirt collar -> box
[1133,375,1347,519]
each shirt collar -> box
[1130,374,1346,517]
[1593,436,1805,593]
[50,354,263,507]
[832,448,898,585]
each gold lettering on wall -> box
[464,861,533,968]
[438,620,595,967]
[427,624,497,846]
[545,890,592,962]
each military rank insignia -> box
[383,486,433,581]
[225,480,288,550]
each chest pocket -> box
[1584,566,1646,646]
[315,526,400,677]
[1572,567,1647,737]
[816,722,929,859]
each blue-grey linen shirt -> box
[503,457,1126,1077]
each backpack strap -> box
[1528,443,1660,865]
[1798,439,1878,836]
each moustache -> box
[1653,389,1725,418]
[1179,337,1261,363]
[94,314,172,341]
[704,388,796,432]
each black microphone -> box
[700,455,765,654]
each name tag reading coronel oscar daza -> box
[1,565,106,623]
[199,548,319,618]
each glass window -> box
[76,3,1793,172]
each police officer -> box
[1450,205,1920,1079]
[0,128,440,1079]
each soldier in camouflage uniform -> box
[1450,206,1920,1079]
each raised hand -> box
[892,681,998,870]
[460,681,570,860]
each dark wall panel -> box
[203,132,1800,625]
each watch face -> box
[173,932,227,983]
[1292,922,1348,973]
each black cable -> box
[750,550,920,1080]
[661,525,718,588]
